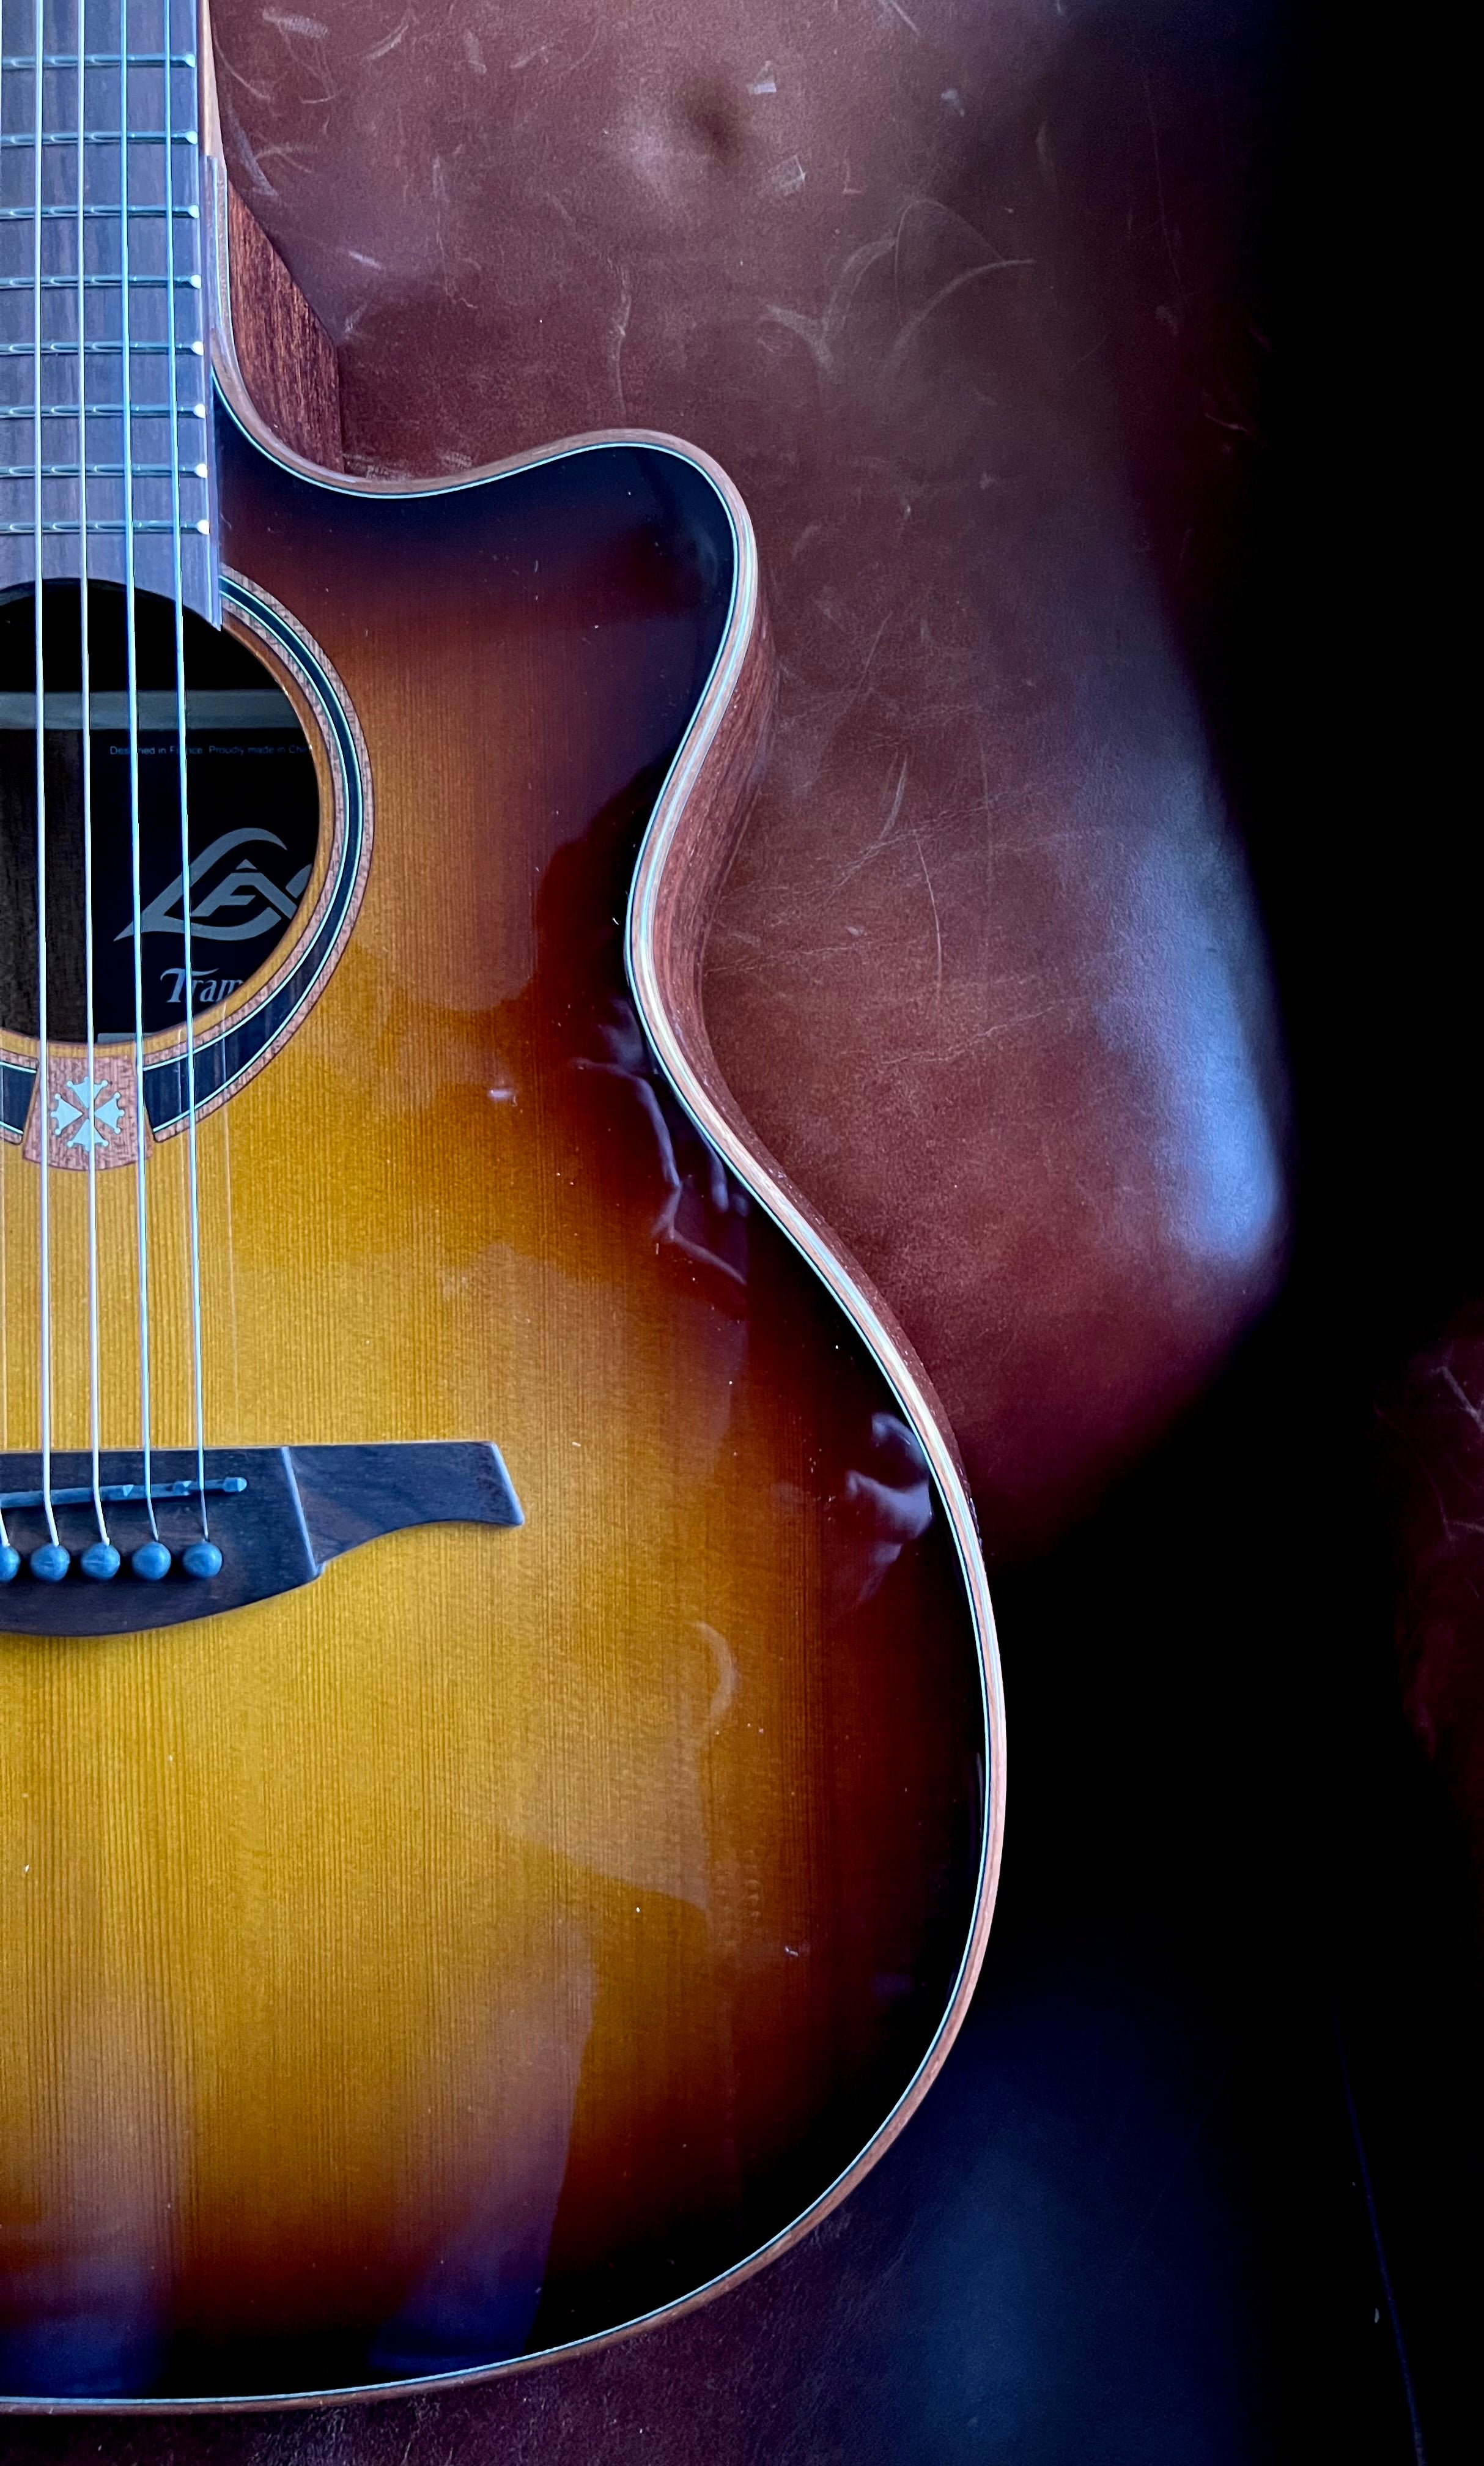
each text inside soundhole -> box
[0,580,319,1038]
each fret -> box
[0,273,202,286]
[0,130,199,147]
[0,403,207,417]
[0,278,201,295]
[0,204,199,218]
[1,340,205,355]
[0,53,196,68]
[1,459,210,475]
[1,519,211,535]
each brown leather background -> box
[207,0,1289,1558]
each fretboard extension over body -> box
[0,0,218,621]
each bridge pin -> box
[0,1545,18,1582]
[182,1541,223,1579]
[29,1543,70,1583]
[80,1542,122,1582]
[131,1541,172,1582]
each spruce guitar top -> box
[0,0,1003,2411]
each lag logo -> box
[117,827,312,946]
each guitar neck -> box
[0,0,218,621]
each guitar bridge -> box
[0,1442,522,1635]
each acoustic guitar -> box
[0,0,1003,2410]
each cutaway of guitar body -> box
[0,10,1003,2413]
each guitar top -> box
[0,0,1003,2410]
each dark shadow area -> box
[1016,1,1480,2456]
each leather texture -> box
[205,0,1288,1559]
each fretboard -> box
[0,0,216,623]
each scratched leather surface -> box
[204,0,1288,1558]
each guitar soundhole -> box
[0,579,319,1040]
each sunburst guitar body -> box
[0,1,1002,2410]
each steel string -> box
[31,0,58,1549]
[117,0,157,1537]
[1,0,10,1566]
[160,0,204,1535]
[76,0,107,1549]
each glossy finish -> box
[0,413,995,2402]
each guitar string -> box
[118,0,158,1539]
[161,0,205,1537]
[77,0,108,1551]
[0,1,9,1568]
[32,0,59,1553]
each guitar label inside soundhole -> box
[0,570,369,1151]
[0,578,319,1040]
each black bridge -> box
[0,1443,523,1637]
